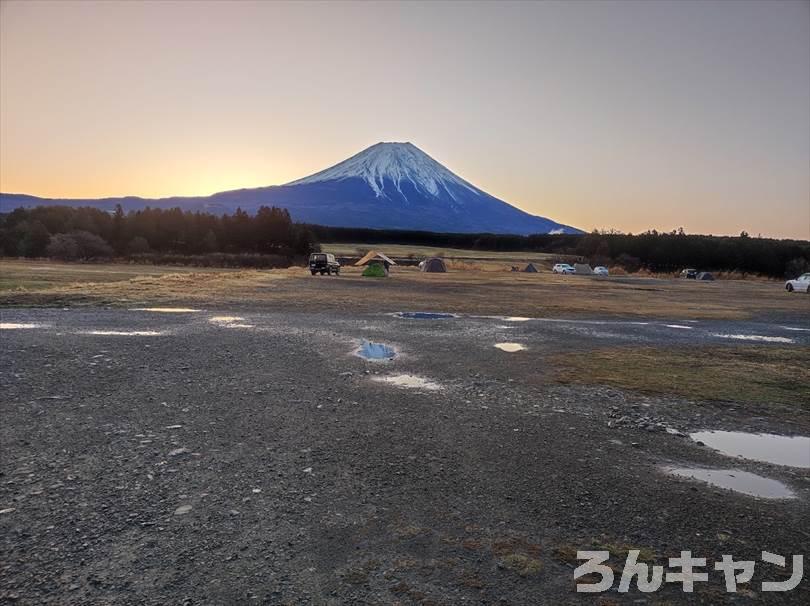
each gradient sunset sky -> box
[1,0,808,239]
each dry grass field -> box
[552,345,810,408]
[0,258,806,320]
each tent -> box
[523,263,539,273]
[574,263,593,275]
[421,257,447,272]
[355,250,397,267]
[362,263,387,278]
[697,272,715,281]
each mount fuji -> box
[0,142,581,235]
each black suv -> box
[309,253,340,275]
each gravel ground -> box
[1,307,808,604]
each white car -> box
[593,266,609,276]
[785,273,810,293]
[553,263,575,274]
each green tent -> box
[362,263,387,277]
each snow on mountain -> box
[0,142,582,235]
[287,142,480,201]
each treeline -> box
[0,205,319,263]
[310,225,810,278]
[1,207,808,277]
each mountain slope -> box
[0,142,581,235]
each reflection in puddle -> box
[396,312,457,320]
[665,324,694,330]
[780,326,810,332]
[711,333,794,343]
[494,342,526,352]
[81,330,165,336]
[663,467,795,499]
[356,340,397,361]
[501,316,532,322]
[691,431,810,468]
[372,374,442,390]
[0,323,48,329]
[132,307,201,313]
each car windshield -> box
[311,254,326,261]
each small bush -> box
[47,231,113,260]
[46,233,80,260]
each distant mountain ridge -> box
[0,142,581,235]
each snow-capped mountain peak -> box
[286,142,482,201]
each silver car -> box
[552,263,575,274]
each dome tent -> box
[420,257,447,272]
[362,263,387,277]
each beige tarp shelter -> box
[574,263,593,275]
[354,250,397,267]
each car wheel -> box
[806,285,810,294]
[310,270,316,276]
[787,284,794,292]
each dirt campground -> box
[1,261,809,604]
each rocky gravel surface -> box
[1,308,808,604]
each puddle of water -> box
[502,316,532,322]
[372,374,442,390]
[81,330,165,336]
[356,340,397,361]
[0,323,48,329]
[494,342,526,352]
[691,431,810,468]
[711,333,794,343]
[131,307,201,313]
[780,326,810,332]
[665,324,694,330]
[663,467,795,499]
[396,312,457,320]
[209,316,255,328]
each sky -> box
[1,0,808,239]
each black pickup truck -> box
[309,253,340,276]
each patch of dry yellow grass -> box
[551,346,810,407]
[1,260,806,320]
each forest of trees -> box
[1,205,808,278]
[0,205,319,266]
[310,225,810,278]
